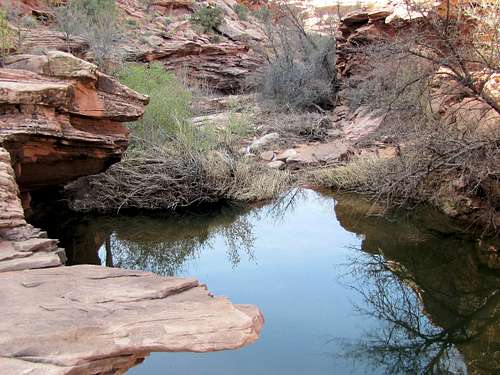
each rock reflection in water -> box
[333,195,500,375]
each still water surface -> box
[34,190,500,374]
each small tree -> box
[53,1,85,53]
[190,5,224,33]
[85,2,122,72]
[5,0,25,53]
[233,4,249,21]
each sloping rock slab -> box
[0,265,263,375]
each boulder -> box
[249,132,280,151]
[266,160,285,170]
[276,148,298,162]
[260,150,275,161]
[482,73,500,112]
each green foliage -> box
[116,63,192,144]
[125,18,138,29]
[163,16,172,27]
[19,15,38,28]
[0,10,12,65]
[209,34,221,43]
[233,4,249,21]
[252,7,271,22]
[190,5,224,33]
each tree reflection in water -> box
[31,203,257,276]
[108,212,256,276]
[342,252,472,374]
[333,194,500,375]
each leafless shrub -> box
[257,110,332,142]
[345,47,434,116]
[52,0,122,72]
[394,0,499,112]
[256,1,338,111]
[65,139,291,212]
[310,119,500,233]
[321,1,500,233]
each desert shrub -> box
[190,5,224,33]
[52,0,122,72]
[125,18,138,29]
[163,16,172,27]
[262,36,336,110]
[344,47,433,115]
[66,141,291,212]
[20,15,38,28]
[0,10,11,66]
[233,4,249,21]
[252,7,271,22]
[310,118,500,233]
[209,34,221,43]
[66,63,291,212]
[116,63,191,143]
[256,2,337,110]
[257,111,331,142]
[309,155,392,193]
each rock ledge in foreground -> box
[0,265,264,375]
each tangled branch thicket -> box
[52,0,122,72]
[312,0,500,233]
[255,1,338,111]
[66,63,290,212]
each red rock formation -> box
[0,51,149,192]
[0,147,64,272]
[9,0,266,93]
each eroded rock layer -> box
[0,147,64,272]
[0,51,149,192]
[0,265,264,375]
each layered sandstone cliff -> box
[0,51,149,192]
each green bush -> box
[20,15,38,28]
[190,5,224,33]
[233,4,249,21]
[0,10,11,65]
[125,18,138,29]
[66,62,291,212]
[116,63,191,144]
[252,7,271,23]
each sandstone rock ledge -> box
[0,51,149,192]
[0,265,264,375]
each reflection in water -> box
[33,205,256,275]
[30,190,499,374]
[334,195,499,375]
